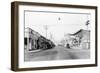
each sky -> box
[25,11,91,43]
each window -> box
[24,38,27,45]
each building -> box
[24,27,41,51]
[65,29,90,49]
[24,27,55,51]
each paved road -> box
[25,46,90,61]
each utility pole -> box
[85,15,90,49]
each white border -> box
[19,5,96,68]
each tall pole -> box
[86,15,90,49]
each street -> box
[24,46,90,61]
